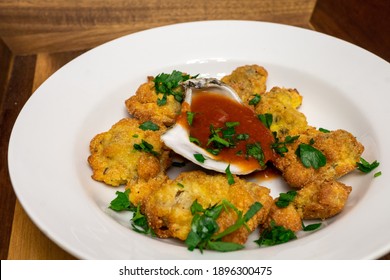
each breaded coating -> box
[142,171,273,244]
[88,118,171,186]
[221,65,268,104]
[127,174,169,207]
[255,87,310,140]
[274,128,364,188]
[125,77,182,127]
[266,202,302,232]
[293,180,352,219]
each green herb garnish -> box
[185,200,262,252]
[357,157,380,173]
[301,221,322,232]
[189,136,201,146]
[109,189,133,211]
[319,127,330,133]
[139,121,160,131]
[295,143,326,169]
[153,70,191,106]
[246,142,265,166]
[249,94,261,106]
[194,153,206,163]
[187,111,196,126]
[275,190,297,208]
[271,135,299,156]
[225,164,235,185]
[109,190,154,236]
[255,221,297,246]
[257,113,273,129]
[133,139,159,156]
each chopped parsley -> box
[275,190,297,208]
[109,189,133,211]
[257,113,273,129]
[194,153,206,163]
[357,157,380,173]
[153,70,191,106]
[109,189,154,236]
[319,127,330,133]
[133,139,159,156]
[248,94,261,106]
[185,199,262,252]
[271,135,299,156]
[295,142,326,169]
[189,136,201,146]
[139,120,159,131]
[255,221,297,246]
[187,111,196,126]
[246,142,265,167]
[225,164,235,185]
[301,221,322,232]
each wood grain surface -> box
[0,0,316,54]
[1,0,389,260]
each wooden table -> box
[1,0,389,260]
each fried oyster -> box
[273,128,364,188]
[88,118,171,186]
[221,64,268,104]
[127,170,273,244]
[125,77,182,127]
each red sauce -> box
[179,91,276,173]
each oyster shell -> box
[161,78,268,175]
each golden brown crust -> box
[266,202,303,232]
[255,86,310,140]
[125,79,182,127]
[142,170,273,244]
[221,64,268,104]
[293,180,352,219]
[274,128,364,188]
[88,118,170,186]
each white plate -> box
[8,21,390,259]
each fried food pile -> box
[88,64,365,251]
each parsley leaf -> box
[249,94,261,106]
[187,111,196,126]
[189,136,201,146]
[255,221,297,246]
[246,142,265,166]
[185,200,262,253]
[295,143,326,169]
[225,164,235,185]
[109,189,134,211]
[109,190,154,236]
[319,127,330,133]
[194,153,206,163]
[131,204,155,236]
[271,135,299,156]
[133,139,159,156]
[257,113,273,129]
[153,70,191,106]
[301,221,322,232]
[275,190,297,208]
[139,121,159,131]
[357,157,380,173]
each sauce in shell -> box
[179,91,275,173]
